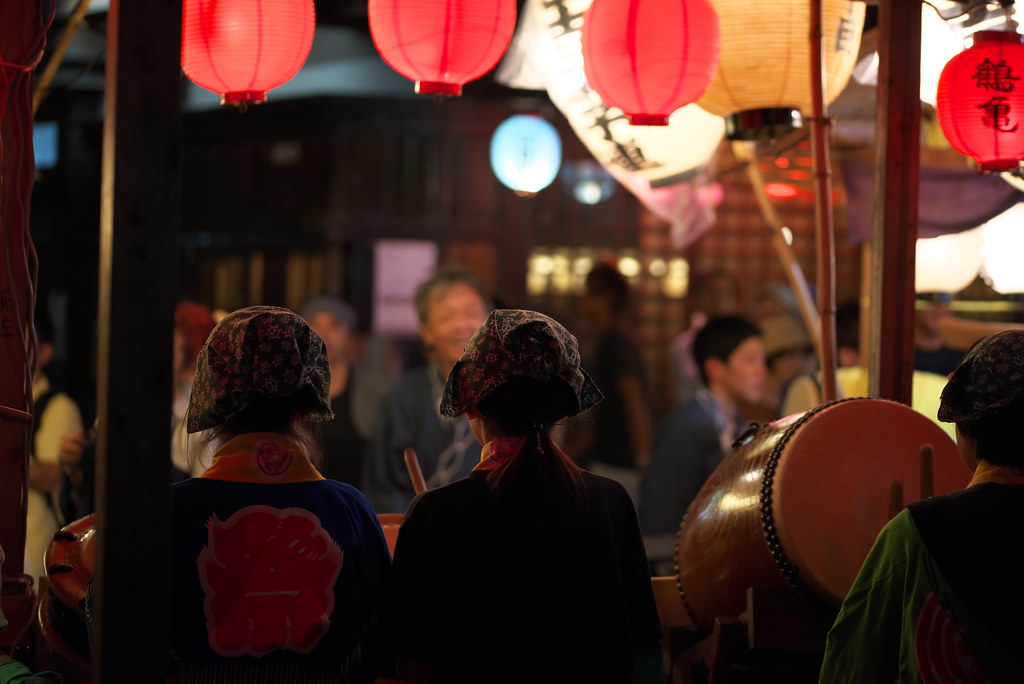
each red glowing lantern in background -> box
[182,0,316,107]
[937,30,1024,172]
[581,0,720,126]
[368,0,517,96]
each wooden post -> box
[91,0,181,680]
[869,0,921,403]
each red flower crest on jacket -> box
[198,505,344,657]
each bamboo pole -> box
[809,0,838,402]
[32,0,93,115]
[734,140,821,352]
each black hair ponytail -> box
[475,377,587,518]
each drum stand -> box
[668,587,834,684]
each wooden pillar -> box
[868,0,921,403]
[0,0,44,587]
[92,0,181,680]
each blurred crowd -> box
[11,260,991,682]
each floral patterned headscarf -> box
[938,329,1024,423]
[187,306,334,433]
[440,309,603,419]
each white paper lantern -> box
[1000,169,1024,194]
[852,4,962,107]
[490,114,562,195]
[915,226,983,294]
[982,202,1024,293]
[697,0,864,119]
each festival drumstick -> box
[404,447,428,495]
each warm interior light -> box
[618,256,641,278]
[764,182,799,199]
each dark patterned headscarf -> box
[187,306,334,433]
[938,329,1024,423]
[440,309,603,419]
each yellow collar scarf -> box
[199,433,324,483]
[968,459,1024,488]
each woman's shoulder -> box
[580,469,634,503]
[173,477,378,515]
[408,475,488,510]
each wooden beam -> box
[869,0,921,403]
[91,0,181,680]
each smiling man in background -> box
[363,266,492,513]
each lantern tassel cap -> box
[627,114,670,126]
[221,91,268,108]
[415,81,462,97]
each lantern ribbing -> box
[369,0,517,96]
[581,0,720,126]
[181,0,315,107]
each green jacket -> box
[821,485,1024,683]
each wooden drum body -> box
[676,398,970,634]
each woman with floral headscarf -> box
[171,306,391,683]
[385,309,661,684]
[821,330,1024,683]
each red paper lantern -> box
[937,30,1024,172]
[581,0,720,126]
[182,0,316,107]
[368,0,517,96]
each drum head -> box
[773,398,967,605]
[44,514,96,620]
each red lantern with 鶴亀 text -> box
[181,0,316,107]
[368,0,517,96]
[581,0,720,126]
[937,30,1024,172]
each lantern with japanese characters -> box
[937,31,1024,172]
[581,0,721,126]
[368,0,517,96]
[181,0,316,107]
[696,0,864,140]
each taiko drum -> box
[676,398,970,634]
